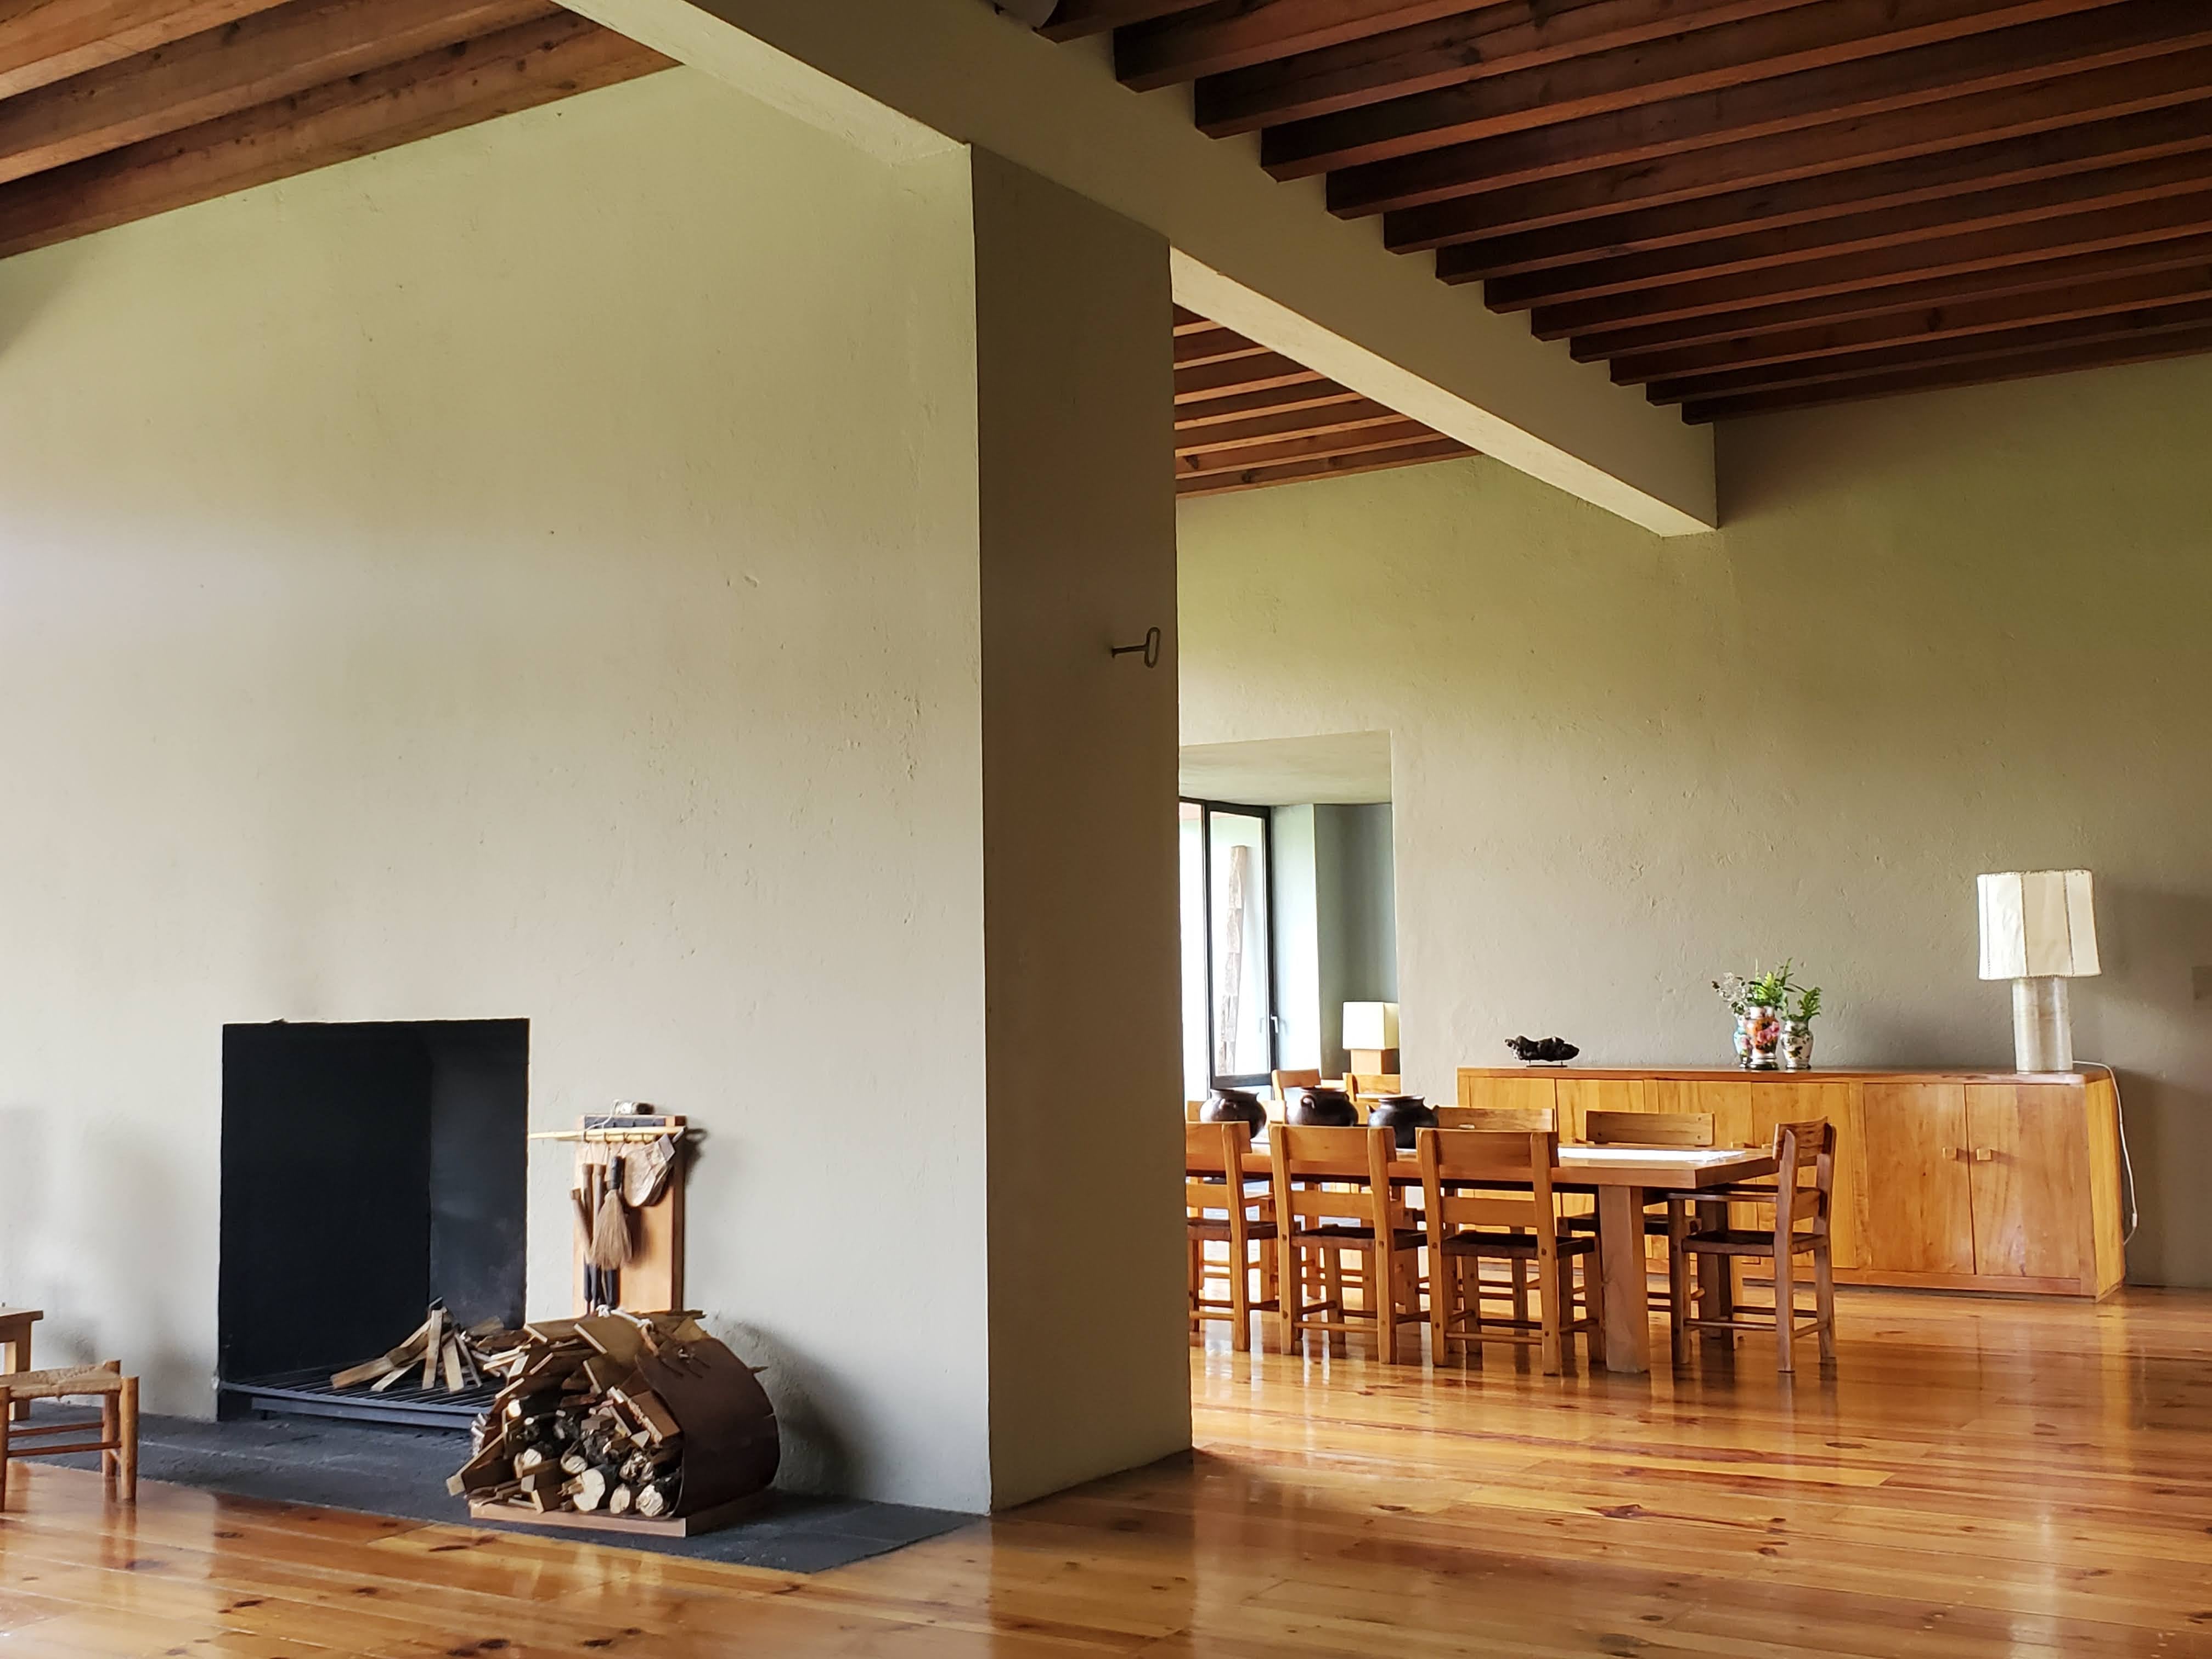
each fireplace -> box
[217,1019,527,1429]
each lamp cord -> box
[2078,1060,2140,1246]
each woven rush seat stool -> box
[0,1361,139,1507]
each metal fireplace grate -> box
[219,1368,496,1431]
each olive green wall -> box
[1178,353,2212,1288]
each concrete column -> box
[967,149,1192,1508]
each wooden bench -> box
[0,1307,40,1424]
[0,1361,139,1506]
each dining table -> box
[1243,1138,1778,1374]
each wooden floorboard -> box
[4,1288,2210,1656]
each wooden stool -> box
[0,1307,41,1424]
[0,1362,139,1507]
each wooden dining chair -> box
[1433,1107,1557,1131]
[0,1361,138,1508]
[1417,1127,1601,1375]
[1667,1120,1837,1373]
[1271,1069,1321,1102]
[1186,1122,1279,1352]
[1570,1110,1719,1308]
[1269,1124,1422,1362]
[1345,1073,1402,1098]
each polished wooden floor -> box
[4,1288,2210,1657]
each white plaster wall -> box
[1179,355,2212,1289]
[0,70,998,1508]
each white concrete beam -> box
[558,0,1717,536]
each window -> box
[1179,799,1277,1097]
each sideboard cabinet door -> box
[1963,1084,2094,1287]
[1858,1082,1976,1276]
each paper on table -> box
[1557,1146,1753,1165]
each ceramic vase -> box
[1739,1005,1782,1070]
[1780,1020,1815,1071]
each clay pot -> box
[1289,1086,1358,1127]
[1200,1088,1268,1133]
[1366,1093,1437,1150]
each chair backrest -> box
[1186,1121,1260,1222]
[1434,1105,1556,1132]
[1269,1123,1402,1233]
[1584,1109,1715,1148]
[1346,1073,1403,1098]
[1185,1099,1207,1123]
[1271,1069,1321,1102]
[1770,1119,1836,1237]
[1414,1127,1556,1233]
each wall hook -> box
[1110,626,1163,670]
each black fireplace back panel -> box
[219,1019,527,1380]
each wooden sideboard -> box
[1457,1066,2127,1299]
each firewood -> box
[442,1337,465,1393]
[371,1363,413,1393]
[607,1484,634,1516]
[558,1449,590,1477]
[607,1387,680,1445]
[517,1466,566,1497]
[513,1446,549,1476]
[421,1306,446,1390]
[447,1440,513,1496]
[570,1467,611,1513]
[634,1480,676,1519]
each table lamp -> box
[1342,1001,1400,1076]
[1977,870,2098,1072]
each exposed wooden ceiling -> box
[1175,306,1473,495]
[1045,0,2212,422]
[0,0,671,264]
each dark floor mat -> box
[22,1406,969,1573]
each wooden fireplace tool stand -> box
[530,1116,692,1316]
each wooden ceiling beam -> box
[1646,294,2212,403]
[1381,51,2212,245]
[0,13,670,263]
[0,0,295,101]
[1565,227,2212,358]
[1474,159,2212,310]
[1117,0,1481,93]
[0,0,557,189]
[1177,435,1472,495]
[1530,190,2212,337]
[1173,323,1268,366]
[1407,99,2212,266]
[1039,0,1216,43]
[1172,380,1367,425]
[1172,395,1408,453]
[1267,0,2123,182]
[1172,303,1214,332]
[1173,349,1322,400]
[1194,0,1815,138]
[1327,5,2212,217]
[1178,417,1440,475]
[1607,265,2212,384]
[1678,319,2212,419]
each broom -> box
[588,1152,638,1273]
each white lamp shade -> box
[1342,1002,1400,1049]
[1978,870,2100,980]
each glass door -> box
[1179,799,1277,1096]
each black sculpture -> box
[1506,1035,1581,1064]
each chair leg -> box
[1231,1239,1251,1353]
[1380,1244,1402,1363]
[1814,1240,1837,1364]
[1667,1208,1691,1367]
[1322,1248,1345,1356]
[1427,1248,1450,1366]
[0,1388,11,1510]
[1537,1256,1564,1377]
[1510,1257,1530,1335]
[1187,1236,1203,1338]
[1773,1246,1797,1375]
[1598,1257,1612,1367]
[102,1393,119,1498]
[119,1376,139,1504]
